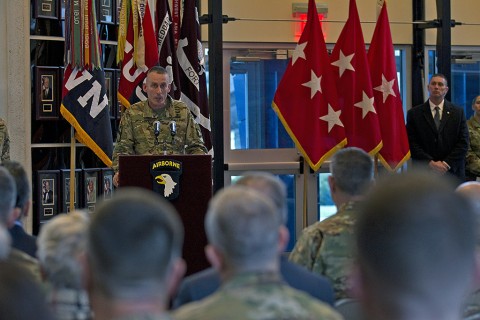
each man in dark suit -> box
[2,161,37,258]
[406,73,469,182]
[172,172,335,308]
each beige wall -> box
[201,0,413,44]
[425,0,480,46]
[0,0,7,119]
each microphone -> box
[169,121,177,137]
[153,121,161,137]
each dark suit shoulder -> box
[9,225,37,258]
[280,256,335,306]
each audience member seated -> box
[455,181,480,319]
[289,147,374,299]
[2,160,37,258]
[172,172,335,308]
[84,188,185,320]
[37,210,92,320]
[0,166,40,280]
[0,222,11,260]
[0,260,55,320]
[174,186,342,319]
[351,172,476,320]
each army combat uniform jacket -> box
[289,201,357,300]
[173,271,342,320]
[0,118,10,163]
[466,116,480,177]
[112,97,207,172]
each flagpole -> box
[69,126,75,208]
[303,173,308,229]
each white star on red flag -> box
[374,74,397,103]
[302,70,322,98]
[331,50,355,77]
[354,91,376,118]
[292,42,307,65]
[320,104,344,132]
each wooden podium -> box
[119,154,212,275]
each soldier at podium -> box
[112,66,207,186]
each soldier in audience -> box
[0,260,55,320]
[174,186,342,319]
[85,188,185,320]
[351,172,476,320]
[289,147,374,299]
[173,171,335,308]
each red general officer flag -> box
[272,0,346,171]
[368,1,410,170]
[330,0,382,155]
[117,0,159,108]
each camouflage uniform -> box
[8,248,42,282]
[0,118,10,162]
[464,290,480,319]
[466,116,480,177]
[112,97,207,172]
[289,201,357,300]
[173,271,342,320]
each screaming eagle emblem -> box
[150,159,182,200]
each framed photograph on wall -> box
[36,170,60,222]
[34,0,59,19]
[97,0,115,24]
[60,169,81,213]
[101,168,115,200]
[104,68,116,119]
[83,169,100,213]
[35,66,59,120]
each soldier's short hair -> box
[235,171,287,224]
[329,147,373,196]
[355,172,476,314]
[87,187,184,300]
[148,65,168,76]
[205,186,281,271]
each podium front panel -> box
[119,154,212,275]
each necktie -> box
[434,106,441,129]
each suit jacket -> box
[406,100,469,181]
[9,224,37,258]
[171,255,335,309]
